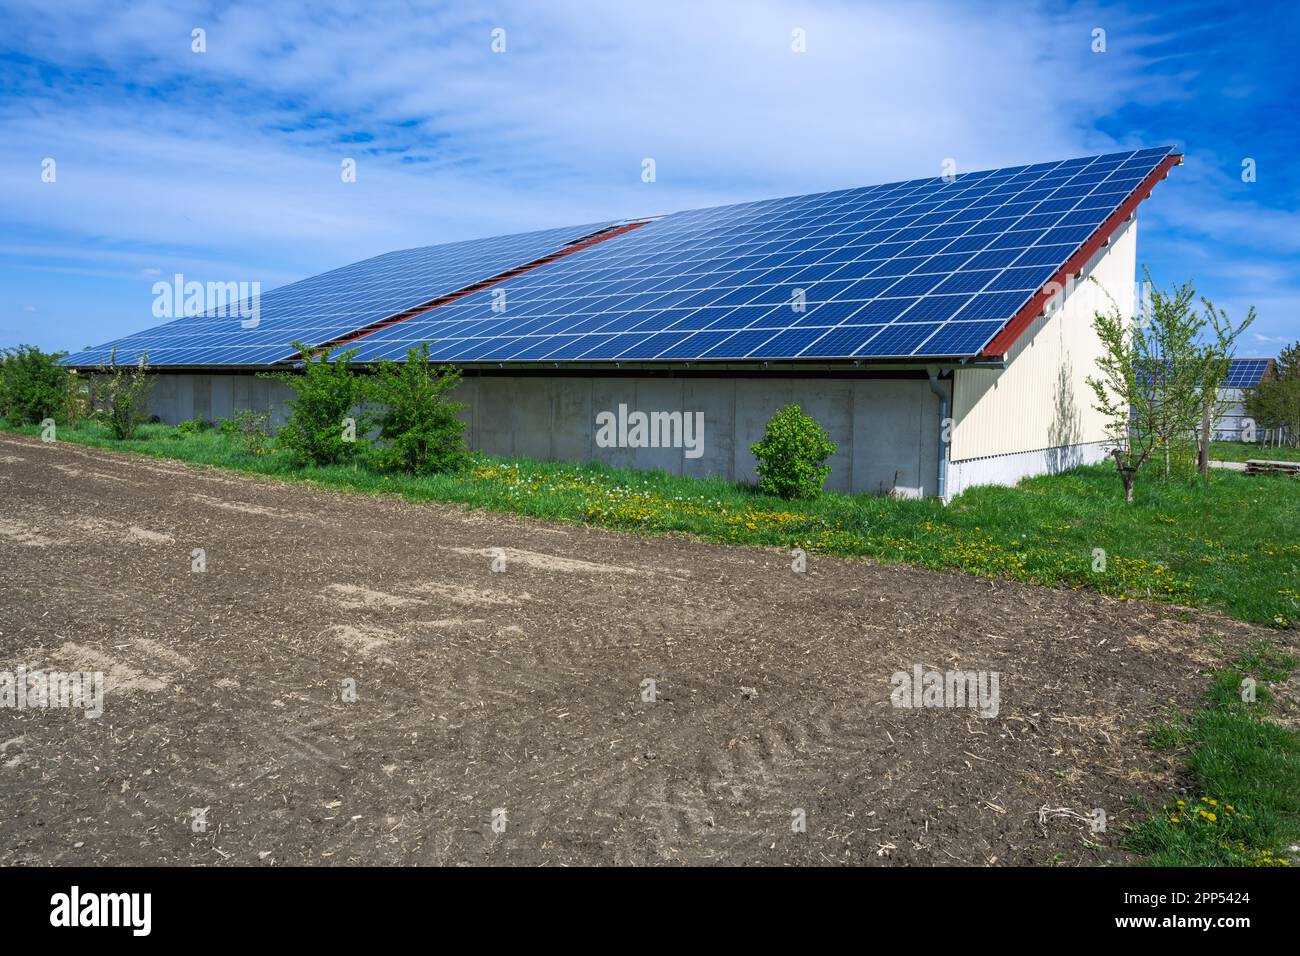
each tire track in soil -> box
[1,432,1286,866]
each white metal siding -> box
[950,217,1137,462]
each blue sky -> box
[2,0,1297,355]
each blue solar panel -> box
[62,222,613,367]
[1224,359,1271,388]
[346,146,1176,363]
[67,146,1178,368]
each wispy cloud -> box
[1,0,1296,352]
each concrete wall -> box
[147,372,945,497]
[150,372,298,428]
[454,374,942,496]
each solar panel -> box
[1224,358,1271,388]
[63,222,612,367]
[66,145,1178,368]
[346,146,1177,363]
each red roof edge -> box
[287,219,651,361]
[978,151,1183,359]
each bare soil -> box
[0,433,1281,865]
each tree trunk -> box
[1110,449,1137,504]
[1198,398,1213,478]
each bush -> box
[750,404,837,500]
[217,408,273,456]
[260,342,370,466]
[92,348,154,439]
[366,344,468,476]
[176,417,212,435]
[0,344,74,425]
[63,372,91,424]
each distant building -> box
[1214,358,1274,442]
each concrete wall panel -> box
[682,379,735,481]
[797,382,855,493]
[511,378,553,460]
[476,377,515,456]
[590,379,636,470]
[551,378,592,462]
[632,378,688,475]
[852,379,930,497]
[733,379,793,484]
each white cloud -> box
[1,0,1295,350]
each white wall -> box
[949,217,1137,477]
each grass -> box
[1210,440,1300,463]
[5,417,1299,628]
[1126,641,1299,866]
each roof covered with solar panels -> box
[1224,358,1274,389]
[64,146,1181,370]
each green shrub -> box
[63,371,91,424]
[176,417,212,435]
[217,408,273,456]
[750,404,837,500]
[260,342,370,466]
[0,344,74,425]
[92,348,154,440]
[366,343,468,476]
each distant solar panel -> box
[1224,358,1271,388]
[345,146,1177,364]
[64,222,612,367]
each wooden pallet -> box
[1245,459,1300,477]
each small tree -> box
[1246,343,1300,448]
[0,345,75,425]
[1088,272,1248,501]
[93,348,154,439]
[751,404,837,500]
[1194,298,1254,476]
[260,342,370,466]
[366,344,468,476]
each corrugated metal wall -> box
[950,218,1137,462]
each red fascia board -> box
[288,220,650,360]
[979,152,1183,359]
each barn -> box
[63,146,1182,499]
[1214,358,1274,442]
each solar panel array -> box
[67,146,1177,368]
[66,222,610,367]
[345,147,1175,364]
[1224,358,1271,389]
